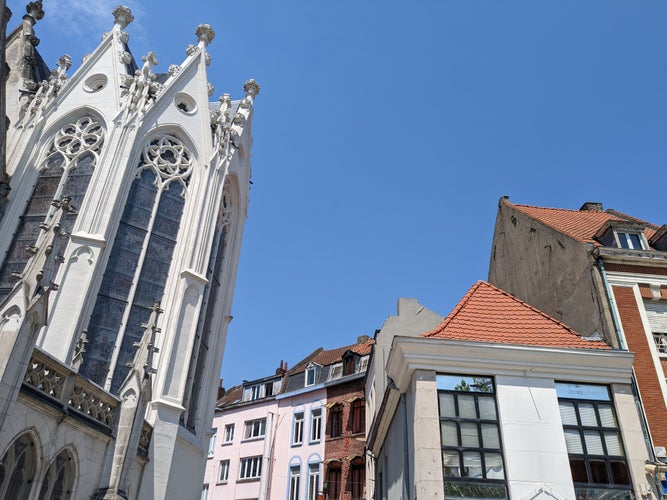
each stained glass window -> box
[81,135,191,392]
[0,117,104,301]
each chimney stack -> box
[579,202,603,212]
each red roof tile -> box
[309,339,374,367]
[422,281,609,350]
[507,201,658,245]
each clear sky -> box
[9,0,667,386]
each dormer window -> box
[328,363,343,381]
[305,363,319,387]
[616,231,644,250]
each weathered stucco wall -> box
[488,199,617,346]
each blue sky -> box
[10,1,667,385]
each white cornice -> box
[386,337,635,393]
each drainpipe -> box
[597,258,655,464]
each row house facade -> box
[366,281,656,499]
[204,338,372,500]
[488,198,667,472]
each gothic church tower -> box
[0,3,257,499]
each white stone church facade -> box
[0,3,257,499]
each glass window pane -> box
[559,401,577,425]
[484,452,504,479]
[478,396,497,420]
[610,461,631,485]
[628,233,642,250]
[584,430,604,455]
[604,432,623,456]
[579,403,597,426]
[439,393,456,418]
[437,375,493,393]
[481,424,500,449]
[462,451,483,478]
[556,383,610,401]
[589,459,609,483]
[564,429,583,454]
[570,458,588,482]
[440,421,458,446]
[458,395,476,419]
[460,422,479,447]
[598,404,617,427]
[442,450,460,477]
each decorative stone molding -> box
[118,30,129,44]
[143,135,193,183]
[71,330,88,371]
[119,51,132,64]
[195,24,215,46]
[185,44,198,57]
[23,347,120,430]
[25,1,44,22]
[207,82,214,97]
[121,52,162,119]
[112,5,134,29]
[168,64,180,76]
[204,53,212,66]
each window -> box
[223,424,234,444]
[350,399,365,434]
[557,382,633,498]
[329,404,343,438]
[239,456,262,480]
[328,363,343,381]
[343,355,356,376]
[437,374,508,499]
[644,300,667,356]
[201,484,209,500]
[289,465,301,500]
[616,231,644,250]
[218,460,230,483]
[244,418,266,440]
[350,457,365,500]
[293,412,304,445]
[310,409,322,443]
[37,448,75,500]
[325,465,341,499]
[0,116,104,303]
[357,356,369,373]
[308,464,320,500]
[82,135,191,393]
[306,365,316,387]
[0,432,37,500]
[208,429,217,457]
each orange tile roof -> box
[507,201,658,244]
[308,339,374,368]
[422,281,609,350]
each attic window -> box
[305,365,316,387]
[616,231,644,250]
[328,363,343,381]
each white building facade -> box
[0,3,258,499]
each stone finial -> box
[207,82,214,97]
[4,6,13,24]
[195,24,215,46]
[26,1,44,21]
[142,51,158,68]
[243,79,260,99]
[112,5,134,29]
[57,54,72,72]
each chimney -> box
[579,202,603,212]
[276,360,287,375]
[357,335,370,344]
[217,378,225,399]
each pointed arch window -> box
[183,180,234,431]
[0,432,38,499]
[0,116,104,301]
[81,135,192,392]
[38,448,75,500]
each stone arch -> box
[36,446,77,500]
[0,429,40,499]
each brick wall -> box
[324,378,366,500]
[613,286,667,447]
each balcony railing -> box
[22,347,120,432]
[654,333,667,355]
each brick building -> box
[488,197,667,470]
